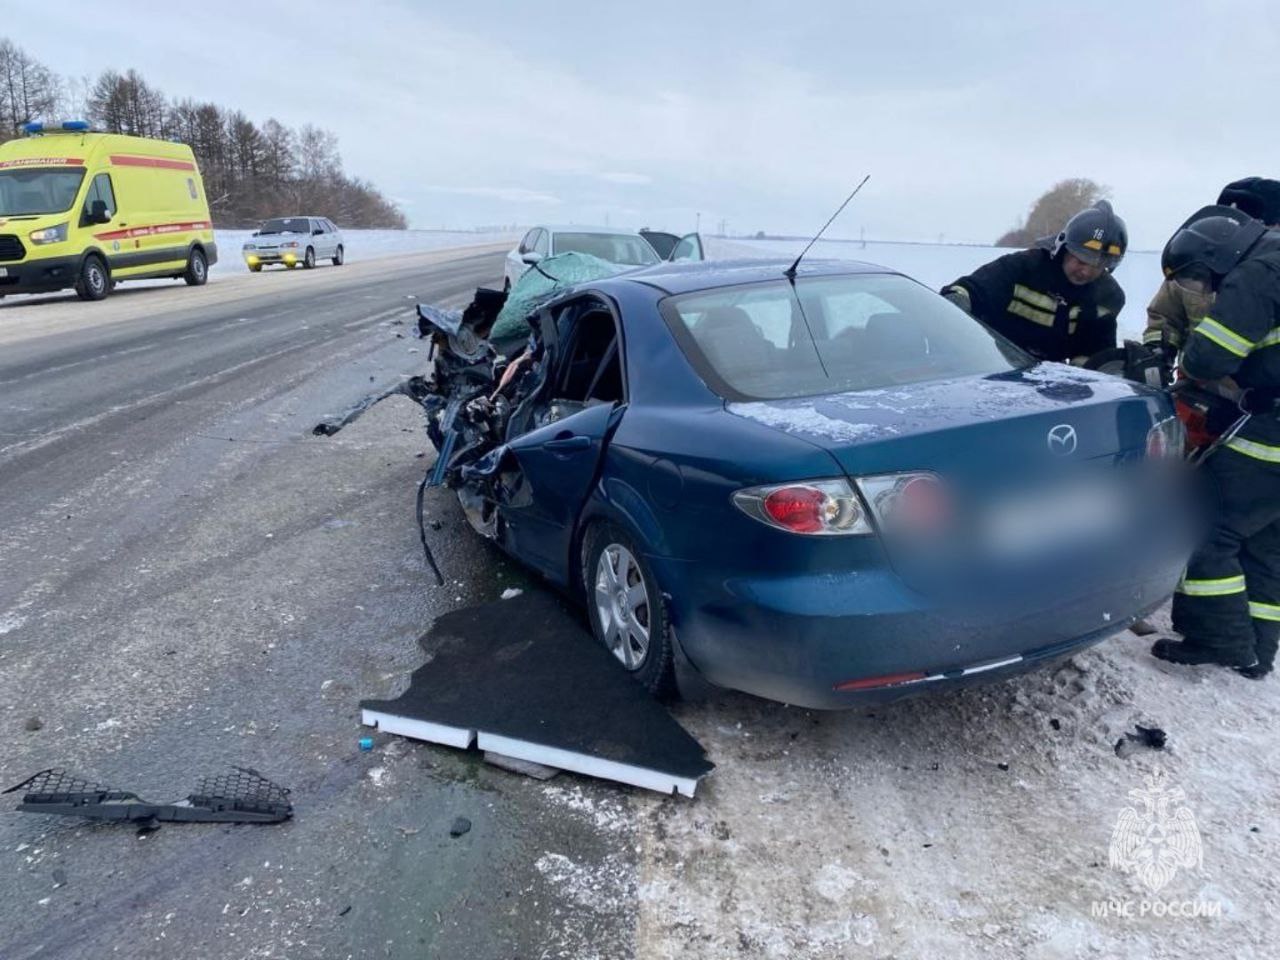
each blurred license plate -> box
[984,480,1123,555]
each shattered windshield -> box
[664,273,1030,401]
[0,167,86,216]
[258,217,310,235]
[553,232,660,266]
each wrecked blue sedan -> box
[416,259,1191,709]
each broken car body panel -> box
[416,259,1192,709]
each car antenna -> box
[783,174,870,280]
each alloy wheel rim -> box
[594,544,650,670]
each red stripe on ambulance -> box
[108,154,196,171]
[0,157,84,168]
[93,220,212,241]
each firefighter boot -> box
[1151,638,1258,669]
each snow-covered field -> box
[705,237,1161,343]
[211,227,520,274]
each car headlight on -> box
[29,222,68,245]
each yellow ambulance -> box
[0,121,217,301]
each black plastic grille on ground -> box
[4,767,292,824]
[189,766,292,816]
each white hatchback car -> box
[242,216,345,272]
[503,225,703,290]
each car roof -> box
[609,258,901,296]
[534,224,641,236]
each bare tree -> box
[997,178,1110,247]
[0,39,61,140]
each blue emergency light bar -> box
[21,120,92,135]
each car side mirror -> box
[90,199,111,224]
[522,252,543,265]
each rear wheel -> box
[74,254,110,301]
[303,246,316,269]
[183,247,208,286]
[582,523,675,697]
[332,245,344,266]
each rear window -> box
[663,273,1029,400]
[259,217,310,234]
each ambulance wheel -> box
[183,248,208,286]
[332,245,344,266]
[74,254,110,301]
[303,247,316,269]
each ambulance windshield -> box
[0,167,87,216]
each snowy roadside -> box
[533,605,1279,960]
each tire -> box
[74,254,110,301]
[332,245,344,266]
[581,522,675,697]
[249,264,263,273]
[303,246,316,270]
[183,247,208,286]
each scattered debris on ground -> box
[361,590,714,796]
[1114,723,1168,758]
[5,766,292,826]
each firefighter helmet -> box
[1161,204,1268,285]
[1217,177,1280,226]
[1053,200,1128,270]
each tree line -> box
[0,38,406,229]
[996,178,1108,248]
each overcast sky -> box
[15,0,1280,246]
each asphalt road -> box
[0,248,637,960]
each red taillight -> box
[1146,415,1186,460]
[834,671,928,692]
[732,479,872,537]
[856,472,951,535]
[897,476,950,528]
[762,486,827,533]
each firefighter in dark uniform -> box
[1142,178,1280,362]
[1152,206,1280,678]
[942,201,1127,363]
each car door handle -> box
[545,434,591,453]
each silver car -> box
[242,216,345,271]
[503,224,703,290]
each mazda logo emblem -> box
[1047,424,1078,456]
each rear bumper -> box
[651,554,1185,710]
[0,254,79,294]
